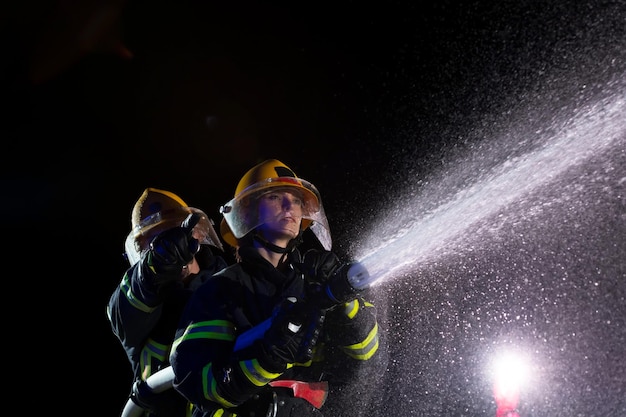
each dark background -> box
[2,0,625,415]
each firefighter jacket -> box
[107,245,228,416]
[169,246,380,417]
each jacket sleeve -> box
[324,297,380,361]
[107,261,168,351]
[106,246,189,369]
[169,275,293,412]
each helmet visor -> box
[220,177,332,250]
[187,207,223,251]
[124,207,223,266]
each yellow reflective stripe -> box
[120,273,157,313]
[342,323,379,360]
[211,408,237,417]
[147,252,158,274]
[202,363,237,408]
[239,358,282,386]
[343,299,359,319]
[186,320,236,341]
[140,338,169,379]
[183,320,237,342]
[295,358,313,366]
[171,320,236,354]
[144,338,169,361]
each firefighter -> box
[168,159,380,416]
[107,188,229,417]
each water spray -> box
[352,92,625,289]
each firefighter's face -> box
[256,189,303,244]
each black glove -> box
[262,298,325,368]
[300,249,342,282]
[148,213,201,275]
[129,379,188,415]
[299,249,362,309]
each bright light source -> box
[493,351,529,390]
[490,350,530,415]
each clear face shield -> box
[124,207,223,266]
[220,177,332,250]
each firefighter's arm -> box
[126,213,201,307]
[170,300,324,410]
[325,297,380,361]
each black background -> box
[2,1,625,415]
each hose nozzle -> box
[314,261,370,308]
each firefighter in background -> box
[107,188,229,417]
[168,159,381,416]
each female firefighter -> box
[168,159,381,416]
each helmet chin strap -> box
[253,231,304,263]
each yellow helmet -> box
[219,159,332,250]
[124,187,223,265]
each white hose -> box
[119,320,270,417]
[120,367,175,417]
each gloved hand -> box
[261,298,325,369]
[299,249,362,309]
[148,213,201,275]
[300,249,342,282]
[129,379,188,415]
